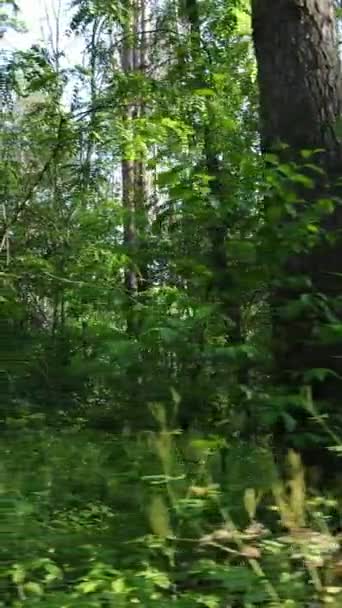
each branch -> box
[0,115,66,254]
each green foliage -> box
[2,1,342,606]
[1,426,342,607]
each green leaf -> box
[157,169,182,188]
[24,582,44,595]
[111,577,126,594]
[316,198,334,214]
[12,565,26,585]
[44,562,63,583]
[193,88,216,97]
[264,153,279,165]
[291,173,314,188]
[77,580,102,594]
[139,568,171,590]
[303,368,339,382]
[300,149,315,159]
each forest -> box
[2,0,342,605]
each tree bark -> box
[134,0,150,293]
[121,1,138,300]
[252,1,342,429]
[121,0,151,333]
[252,0,342,165]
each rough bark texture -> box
[121,0,151,332]
[252,0,342,168]
[121,23,138,297]
[252,1,342,433]
[121,0,139,305]
[134,0,150,293]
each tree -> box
[120,0,150,311]
[252,0,342,441]
[1,0,258,431]
[252,0,342,162]
[0,0,23,38]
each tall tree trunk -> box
[134,0,150,293]
[121,0,151,332]
[121,1,139,301]
[252,0,342,164]
[252,1,342,437]
[84,18,100,184]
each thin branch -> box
[0,115,66,254]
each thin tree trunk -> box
[121,0,152,332]
[121,1,139,300]
[134,0,150,293]
[84,19,99,183]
